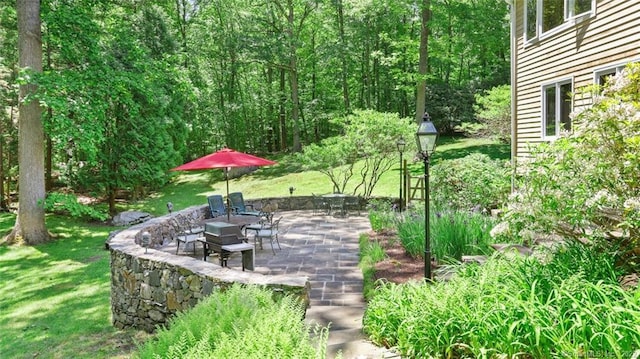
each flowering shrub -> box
[501,63,640,258]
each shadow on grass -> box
[0,215,143,358]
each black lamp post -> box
[415,112,438,281]
[396,137,406,212]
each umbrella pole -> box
[225,168,231,221]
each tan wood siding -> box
[513,0,640,159]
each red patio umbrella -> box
[171,148,277,220]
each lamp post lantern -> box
[396,137,406,212]
[141,231,151,254]
[415,112,438,281]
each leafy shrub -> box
[44,192,109,221]
[363,243,638,358]
[473,84,511,143]
[430,153,511,212]
[136,284,328,358]
[367,199,397,232]
[397,207,499,262]
[502,63,640,258]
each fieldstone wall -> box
[107,204,309,333]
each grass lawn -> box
[0,136,509,358]
[0,215,150,358]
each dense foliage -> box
[0,0,510,213]
[458,84,511,142]
[136,284,328,359]
[498,63,640,260]
[363,242,637,358]
[430,153,511,212]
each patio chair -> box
[228,192,262,216]
[175,217,204,254]
[207,194,227,218]
[328,196,346,217]
[344,196,362,216]
[254,216,283,254]
[312,194,329,215]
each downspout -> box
[507,0,518,192]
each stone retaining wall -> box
[107,204,309,333]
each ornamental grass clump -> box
[397,207,498,262]
[363,242,640,358]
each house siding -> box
[513,0,640,160]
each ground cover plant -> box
[363,242,640,358]
[136,284,329,359]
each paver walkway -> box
[250,210,399,358]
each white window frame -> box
[525,0,595,44]
[593,59,640,87]
[541,78,573,140]
[565,0,595,21]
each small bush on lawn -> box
[44,192,109,221]
[136,284,328,359]
[363,241,638,358]
[397,207,499,262]
[430,153,511,212]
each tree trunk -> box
[8,0,49,245]
[279,68,286,151]
[415,0,431,123]
[335,0,350,113]
[286,0,302,152]
[0,114,5,210]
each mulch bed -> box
[368,229,425,284]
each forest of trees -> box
[0,0,510,236]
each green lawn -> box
[0,136,509,358]
[0,215,150,358]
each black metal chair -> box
[312,194,329,215]
[344,196,362,216]
[328,196,346,217]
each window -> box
[525,0,594,42]
[595,69,617,87]
[567,0,593,19]
[543,81,572,138]
[543,0,564,32]
[526,0,537,40]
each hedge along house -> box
[508,0,640,163]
